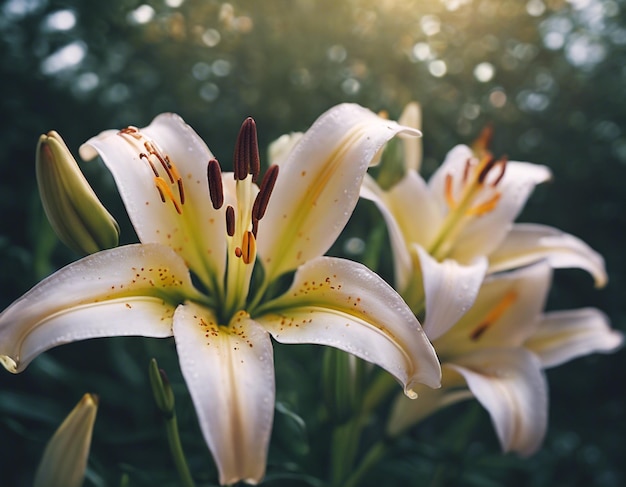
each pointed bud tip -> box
[36,130,120,255]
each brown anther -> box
[471,123,493,159]
[140,153,160,177]
[477,155,507,186]
[234,117,260,182]
[155,182,166,202]
[234,247,243,258]
[462,158,472,184]
[145,141,174,183]
[251,216,259,237]
[490,156,507,187]
[252,164,279,221]
[154,177,182,214]
[118,126,142,139]
[226,205,235,237]
[477,156,497,184]
[177,178,185,205]
[207,158,224,209]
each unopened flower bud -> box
[36,131,120,255]
[34,393,99,487]
[149,358,175,417]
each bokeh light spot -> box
[327,45,347,63]
[341,78,361,95]
[40,41,87,75]
[127,4,155,25]
[428,60,447,77]
[474,62,495,82]
[420,15,441,36]
[489,88,507,107]
[212,59,231,77]
[526,0,546,17]
[42,9,76,31]
[200,83,220,102]
[202,28,221,47]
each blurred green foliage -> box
[1,0,625,485]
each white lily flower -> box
[0,104,440,485]
[387,262,623,455]
[361,108,607,336]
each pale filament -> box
[118,127,185,214]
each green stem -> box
[330,417,364,487]
[164,413,196,487]
[342,440,388,487]
[362,370,397,414]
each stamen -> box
[489,156,507,187]
[207,158,224,209]
[470,290,517,341]
[462,158,472,184]
[252,216,259,237]
[145,141,175,183]
[241,230,256,265]
[155,182,166,202]
[477,156,497,184]
[471,123,493,159]
[140,153,160,177]
[154,177,182,214]
[226,205,235,237]
[466,193,501,216]
[177,178,185,205]
[252,164,279,221]
[233,117,260,181]
[118,126,142,139]
[444,173,456,209]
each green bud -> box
[36,130,120,255]
[149,358,175,417]
[34,393,99,487]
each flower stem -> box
[330,417,364,487]
[342,440,388,487]
[164,413,196,487]
[149,359,196,487]
[362,370,397,413]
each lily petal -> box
[80,113,226,294]
[257,256,441,395]
[0,243,199,372]
[386,368,471,437]
[360,174,412,291]
[361,171,443,292]
[449,348,548,457]
[268,132,304,167]
[417,246,487,341]
[438,262,551,357]
[450,161,553,262]
[257,103,421,282]
[173,302,275,485]
[488,223,608,288]
[526,308,624,368]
